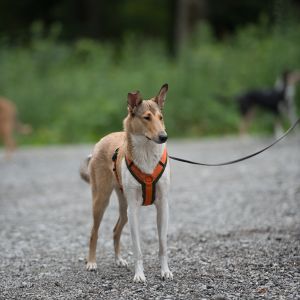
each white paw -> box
[115,257,128,267]
[133,272,146,283]
[86,262,97,271]
[161,270,173,280]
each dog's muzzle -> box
[145,131,168,144]
[158,132,168,143]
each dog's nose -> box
[158,132,168,143]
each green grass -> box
[1,22,300,144]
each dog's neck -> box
[126,133,165,174]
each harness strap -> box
[126,147,168,206]
[112,148,123,192]
[112,147,168,205]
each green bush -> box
[0,22,300,144]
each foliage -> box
[0,22,300,144]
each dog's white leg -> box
[113,188,128,267]
[156,198,173,280]
[274,118,284,139]
[127,191,145,283]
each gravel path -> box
[0,136,299,299]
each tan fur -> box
[0,97,31,159]
[288,71,300,85]
[0,97,32,159]
[0,98,17,158]
[82,95,167,271]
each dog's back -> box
[80,132,126,184]
[238,89,284,116]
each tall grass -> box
[1,22,300,144]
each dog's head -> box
[290,70,300,84]
[282,70,300,85]
[124,84,168,144]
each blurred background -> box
[0,0,300,144]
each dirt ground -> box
[0,135,299,299]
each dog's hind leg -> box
[113,189,128,267]
[239,108,255,136]
[86,170,113,271]
[274,116,284,138]
[3,128,16,160]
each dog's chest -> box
[121,158,170,201]
[286,85,295,100]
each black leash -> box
[169,118,300,167]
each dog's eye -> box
[143,116,151,121]
[159,115,163,120]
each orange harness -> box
[112,147,168,206]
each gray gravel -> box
[0,136,300,299]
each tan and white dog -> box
[80,84,172,282]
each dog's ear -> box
[127,91,142,114]
[155,83,168,109]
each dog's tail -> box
[80,154,92,183]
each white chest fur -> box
[286,84,295,101]
[121,135,170,198]
[130,134,164,174]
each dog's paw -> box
[115,257,128,267]
[161,270,173,280]
[86,262,97,271]
[133,272,146,283]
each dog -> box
[0,97,31,159]
[80,84,172,282]
[238,70,300,136]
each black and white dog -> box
[238,70,300,136]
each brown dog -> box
[0,97,31,158]
[80,84,172,282]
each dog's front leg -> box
[156,198,173,280]
[127,190,145,283]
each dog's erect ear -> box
[127,91,142,112]
[155,83,168,109]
